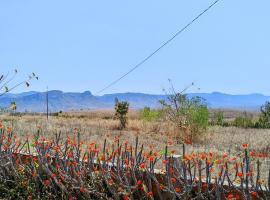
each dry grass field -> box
[0,110,269,181]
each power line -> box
[95,0,221,95]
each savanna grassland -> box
[1,110,269,180]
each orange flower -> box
[149,156,154,162]
[139,163,145,169]
[237,172,243,177]
[80,186,86,193]
[250,151,256,157]
[123,195,129,200]
[200,153,206,160]
[159,184,165,190]
[171,177,176,183]
[162,160,168,164]
[251,191,257,197]
[175,187,181,193]
[147,192,153,197]
[171,150,176,155]
[7,127,12,133]
[32,171,37,178]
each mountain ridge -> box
[0,91,269,112]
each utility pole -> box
[46,86,49,120]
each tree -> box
[211,111,224,126]
[114,99,129,130]
[0,69,38,97]
[10,101,17,113]
[258,101,270,128]
[160,86,209,142]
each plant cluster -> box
[0,123,269,199]
[160,93,209,141]
[211,103,270,129]
[114,99,129,130]
[139,107,163,122]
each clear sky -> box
[0,0,269,95]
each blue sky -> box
[0,0,269,95]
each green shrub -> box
[114,99,129,129]
[211,111,224,126]
[189,104,209,134]
[258,101,270,128]
[233,112,254,128]
[139,107,163,122]
[160,93,209,140]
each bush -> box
[211,111,224,126]
[114,99,129,129]
[189,104,209,134]
[139,107,163,122]
[233,112,254,128]
[258,101,270,128]
[160,93,209,141]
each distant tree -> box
[233,111,254,128]
[211,111,224,126]
[114,100,129,130]
[10,101,17,113]
[0,69,38,97]
[258,101,270,128]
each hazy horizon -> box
[4,89,270,97]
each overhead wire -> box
[95,0,221,95]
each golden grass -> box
[0,111,269,180]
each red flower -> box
[251,191,257,197]
[246,172,252,177]
[123,195,129,200]
[149,156,154,162]
[159,184,165,190]
[80,186,86,193]
[171,177,176,183]
[139,163,145,169]
[175,187,181,193]
[43,179,50,186]
[162,160,168,164]
[136,180,142,185]
[108,179,113,185]
[147,191,153,197]
[223,153,228,158]
[237,172,243,177]
[250,151,256,157]
[51,173,56,178]
[242,143,248,149]
[200,153,206,160]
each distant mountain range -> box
[0,90,269,112]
